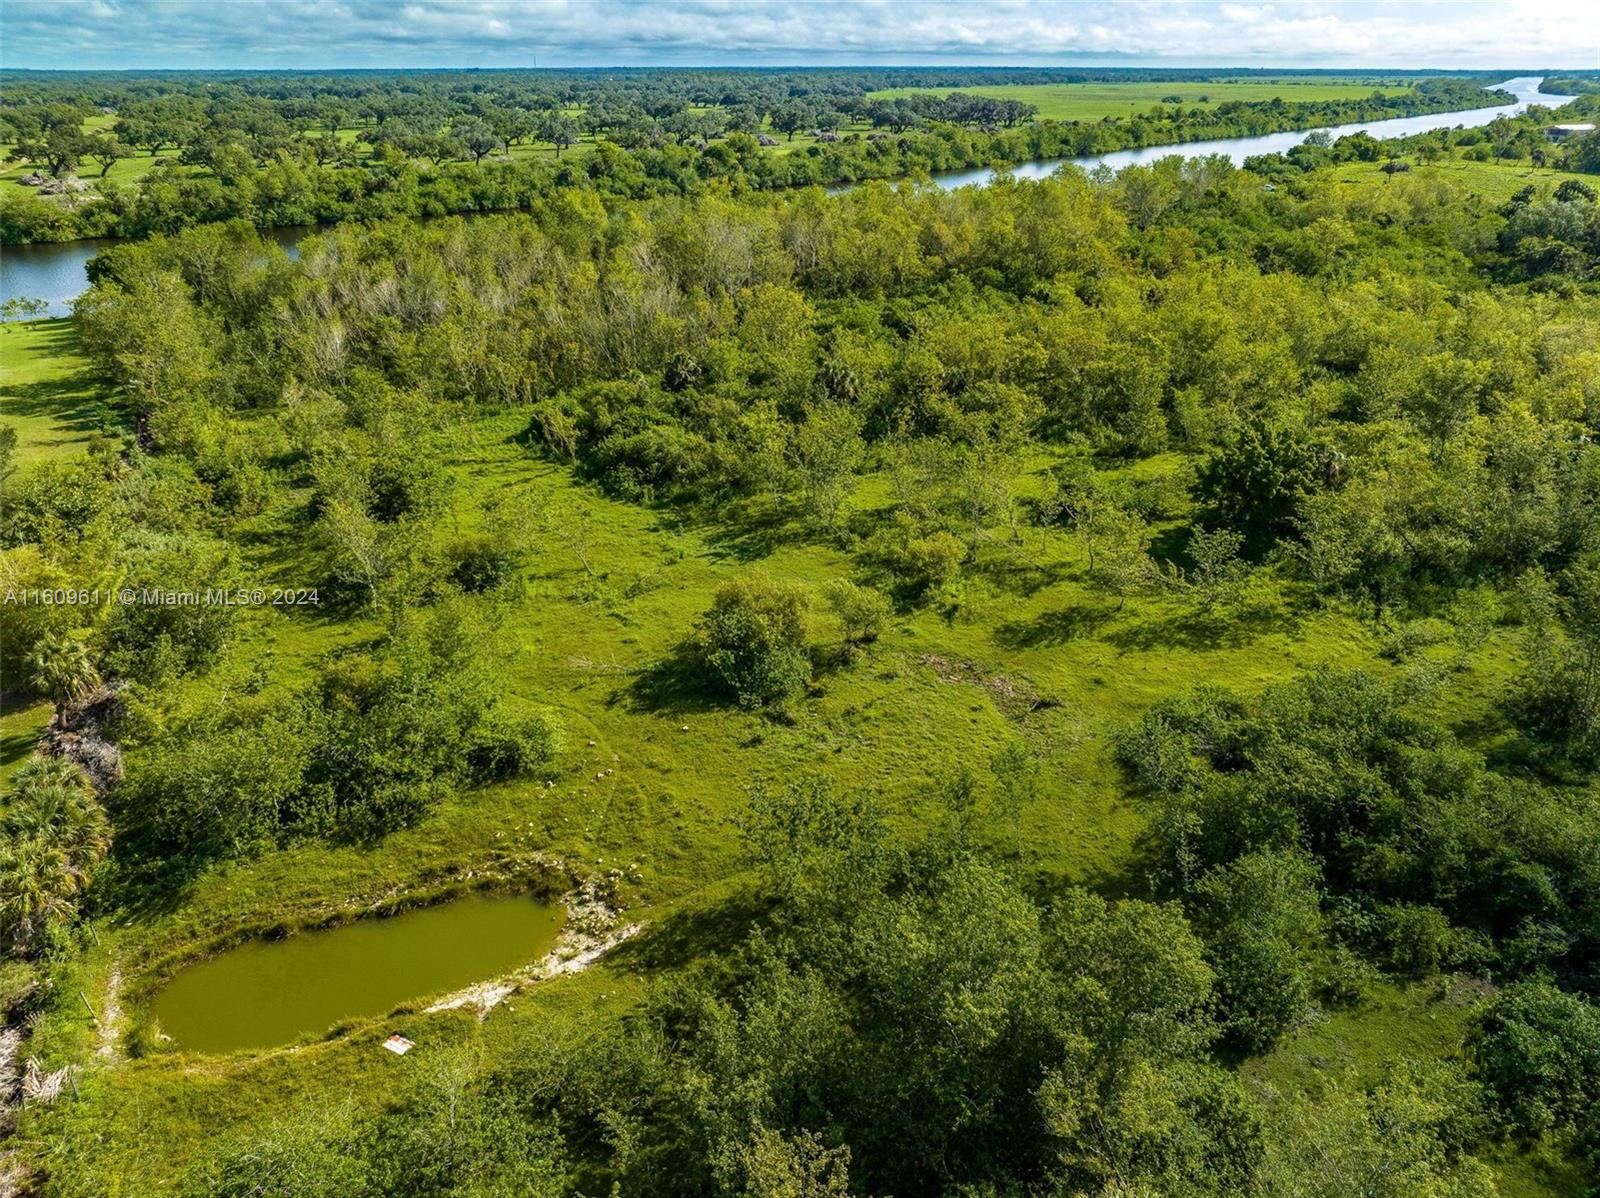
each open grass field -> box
[1329,155,1593,202]
[0,145,169,191]
[4,309,1568,1193]
[0,318,112,462]
[866,79,1415,122]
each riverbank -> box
[0,76,1527,251]
[4,78,1579,316]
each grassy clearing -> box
[1329,157,1593,202]
[1247,978,1590,1198]
[867,80,1413,122]
[1245,977,1484,1100]
[0,318,113,463]
[0,143,175,191]
[0,699,51,788]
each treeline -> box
[1542,74,1600,96]
[1246,93,1600,179]
[0,76,1512,243]
[0,64,1486,115]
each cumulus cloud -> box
[0,0,1596,70]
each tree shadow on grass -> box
[607,890,774,976]
[994,601,1116,649]
[612,642,729,716]
[0,705,47,776]
[968,552,1071,599]
[96,845,207,923]
[672,493,830,566]
[1,331,122,445]
[1102,600,1296,653]
[696,505,803,564]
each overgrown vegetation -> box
[5,113,1600,1195]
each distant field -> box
[0,142,170,191]
[867,80,1414,122]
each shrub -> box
[1196,419,1331,552]
[700,570,811,707]
[1472,982,1600,1138]
[822,578,891,645]
[124,703,314,860]
[898,531,964,593]
[1373,903,1477,978]
[449,535,521,593]
[468,708,565,780]
[101,541,238,682]
[0,546,79,682]
[0,458,118,547]
[1192,849,1325,1052]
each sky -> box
[1,0,1597,73]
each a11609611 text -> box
[2,587,320,607]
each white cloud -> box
[0,0,1596,70]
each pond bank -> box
[148,890,569,1054]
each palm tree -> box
[7,756,110,872]
[0,836,79,954]
[0,757,108,955]
[27,634,101,730]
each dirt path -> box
[94,967,123,1061]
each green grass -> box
[1245,977,1483,1100]
[1328,156,1593,202]
[0,143,178,192]
[0,321,1545,1193]
[866,80,1413,122]
[0,699,52,788]
[0,318,113,463]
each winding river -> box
[918,75,1573,190]
[0,78,1575,319]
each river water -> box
[0,78,1574,319]
[919,75,1573,190]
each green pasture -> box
[1329,155,1593,201]
[866,79,1414,122]
[0,318,110,462]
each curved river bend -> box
[917,75,1572,190]
[0,78,1574,319]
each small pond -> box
[149,892,564,1054]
